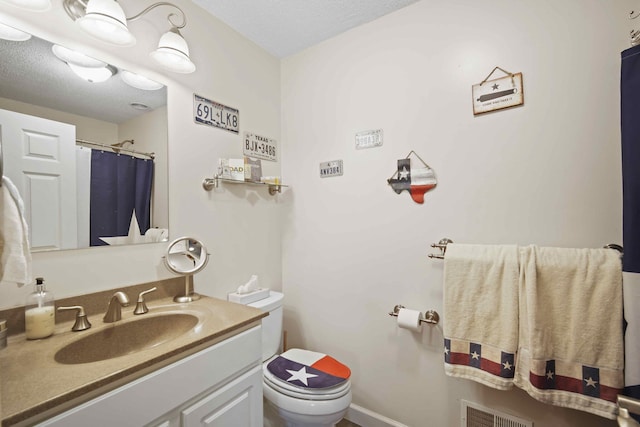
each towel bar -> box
[428,238,453,259]
[427,239,623,260]
[388,304,439,325]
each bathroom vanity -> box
[0,289,267,427]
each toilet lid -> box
[263,367,351,401]
[266,349,351,393]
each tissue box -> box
[244,157,262,182]
[227,288,270,304]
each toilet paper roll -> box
[397,308,422,332]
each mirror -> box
[0,30,169,252]
[164,237,210,303]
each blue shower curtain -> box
[89,150,154,246]
[621,44,640,415]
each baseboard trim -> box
[345,403,409,427]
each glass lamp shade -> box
[52,44,106,68]
[0,22,31,41]
[76,0,135,46]
[68,63,115,83]
[121,70,164,91]
[150,29,196,74]
[2,0,51,11]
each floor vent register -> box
[461,400,533,427]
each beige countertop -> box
[0,295,266,426]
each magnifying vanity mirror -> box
[0,29,169,252]
[163,237,210,303]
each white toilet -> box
[245,291,352,427]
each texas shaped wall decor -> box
[387,151,437,204]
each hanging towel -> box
[623,271,640,420]
[443,243,520,390]
[0,176,32,285]
[514,246,624,420]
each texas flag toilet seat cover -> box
[267,348,351,389]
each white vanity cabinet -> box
[37,326,263,427]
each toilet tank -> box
[247,291,284,362]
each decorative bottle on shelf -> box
[25,277,55,340]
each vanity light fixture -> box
[0,21,31,41]
[74,0,135,46]
[51,44,105,67]
[63,0,196,74]
[121,70,163,91]
[1,0,51,11]
[148,26,195,74]
[52,43,116,83]
[67,63,116,83]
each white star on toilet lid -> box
[266,349,350,390]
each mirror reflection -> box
[0,31,169,251]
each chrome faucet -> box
[103,291,130,323]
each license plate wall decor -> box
[193,94,239,133]
[243,132,277,162]
[472,67,524,115]
[320,160,343,178]
[355,129,383,149]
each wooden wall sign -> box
[472,67,524,115]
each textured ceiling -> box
[191,0,420,58]
[0,36,166,124]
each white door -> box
[0,109,77,251]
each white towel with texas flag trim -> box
[267,349,351,389]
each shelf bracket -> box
[202,176,218,191]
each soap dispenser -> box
[25,277,55,340]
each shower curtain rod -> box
[76,138,155,160]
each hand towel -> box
[514,245,624,420]
[443,243,519,390]
[623,271,640,422]
[0,176,32,285]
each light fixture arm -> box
[64,1,186,29]
[127,2,186,29]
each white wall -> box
[281,0,630,426]
[0,0,281,307]
[0,96,118,142]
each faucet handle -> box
[134,287,157,315]
[57,306,92,332]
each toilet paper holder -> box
[388,305,440,325]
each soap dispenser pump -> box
[25,277,55,340]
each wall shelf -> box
[202,175,287,195]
